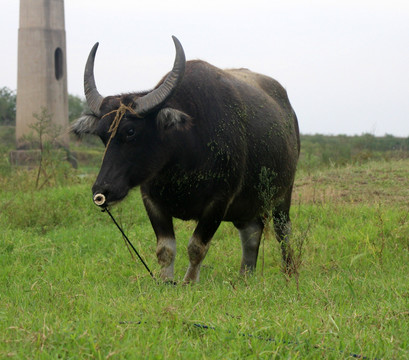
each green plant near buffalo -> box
[1,159,409,359]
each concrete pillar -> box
[16,0,68,149]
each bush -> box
[0,87,16,125]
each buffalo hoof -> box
[164,280,177,286]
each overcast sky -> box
[1,0,409,136]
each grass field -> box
[1,157,409,359]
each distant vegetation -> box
[299,133,409,172]
[0,87,16,125]
[0,87,86,126]
[0,87,99,164]
[68,94,87,123]
[1,86,409,170]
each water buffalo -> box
[72,36,300,283]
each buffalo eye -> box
[126,127,136,141]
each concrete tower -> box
[16,0,68,149]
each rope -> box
[102,207,155,280]
[102,102,137,160]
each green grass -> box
[1,160,409,358]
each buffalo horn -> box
[84,42,104,116]
[133,36,186,117]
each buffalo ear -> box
[70,114,99,137]
[156,108,192,133]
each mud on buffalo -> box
[71,36,300,283]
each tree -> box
[68,94,87,122]
[0,87,16,125]
[0,89,86,125]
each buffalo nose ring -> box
[93,193,106,206]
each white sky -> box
[1,0,409,136]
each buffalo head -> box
[72,36,191,207]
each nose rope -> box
[102,102,136,160]
[102,207,155,280]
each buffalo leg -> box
[143,196,176,281]
[183,235,211,283]
[234,218,264,274]
[156,236,176,281]
[183,201,226,283]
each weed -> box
[284,219,311,293]
[19,107,76,189]
[256,167,278,276]
[375,204,386,266]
